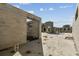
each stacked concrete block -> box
[0,4,27,50]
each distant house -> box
[41,21,54,33]
[62,25,72,33]
[41,23,47,32]
[42,21,72,34]
[53,27,63,34]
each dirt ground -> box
[0,33,78,56]
[0,39,43,56]
[42,33,77,56]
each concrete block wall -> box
[0,4,27,50]
[72,4,79,53]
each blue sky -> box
[10,3,76,27]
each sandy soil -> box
[42,33,77,56]
[0,33,78,56]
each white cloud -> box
[40,8,55,11]
[49,8,55,11]
[40,8,44,11]
[15,5,20,8]
[12,5,20,8]
[59,5,73,8]
[27,11,35,14]
[19,3,30,5]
